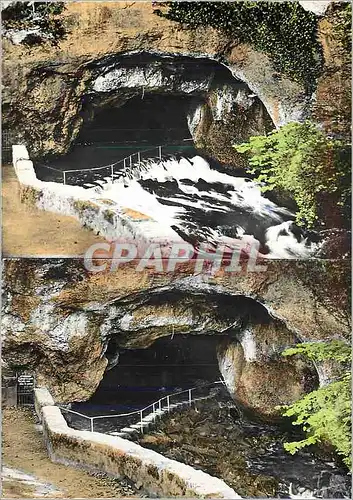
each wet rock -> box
[317,473,351,498]
[138,398,350,498]
[314,229,351,259]
[137,399,280,497]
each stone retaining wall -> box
[34,387,55,420]
[12,145,180,244]
[34,388,240,498]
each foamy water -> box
[81,155,320,259]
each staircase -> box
[59,381,225,437]
[108,393,215,439]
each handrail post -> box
[140,410,143,433]
[158,146,162,159]
[111,165,114,182]
[63,171,66,185]
[124,158,126,169]
[137,151,141,163]
[130,156,132,167]
[58,381,224,436]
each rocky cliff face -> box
[3,1,308,163]
[3,2,349,162]
[2,259,349,416]
[2,1,350,419]
[217,323,318,419]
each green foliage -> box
[2,2,66,46]
[155,1,323,92]
[234,121,351,227]
[282,340,351,364]
[280,341,352,469]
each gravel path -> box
[2,407,141,498]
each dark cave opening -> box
[35,93,198,180]
[34,54,253,180]
[76,94,194,148]
[73,334,222,416]
[72,293,274,418]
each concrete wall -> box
[12,145,181,244]
[34,387,55,421]
[12,144,39,185]
[35,388,240,498]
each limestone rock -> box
[2,2,308,160]
[217,323,318,419]
[1,259,349,406]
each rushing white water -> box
[81,154,320,259]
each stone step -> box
[130,423,143,429]
[120,427,137,434]
[143,414,155,422]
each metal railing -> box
[59,380,225,434]
[36,139,193,186]
[62,144,164,185]
[40,145,164,186]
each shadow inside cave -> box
[73,334,223,417]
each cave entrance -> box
[77,94,194,149]
[73,334,222,416]
[35,54,253,181]
[40,94,197,175]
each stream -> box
[136,397,351,499]
[65,387,350,498]
[35,145,323,259]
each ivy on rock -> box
[155,1,323,93]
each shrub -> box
[2,2,66,46]
[279,340,351,470]
[234,121,351,228]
